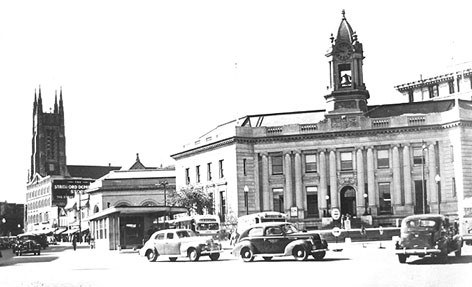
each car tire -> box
[169,257,178,262]
[398,254,407,264]
[209,253,220,261]
[146,249,158,262]
[313,251,326,261]
[293,246,308,261]
[438,249,448,264]
[37,250,40,256]
[188,248,200,262]
[455,247,462,257]
[263,257,273,261]
[240,247,254,262]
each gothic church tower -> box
[325,10,370,116]
[30,87,68,180]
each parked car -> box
[395,214,463,263]
[139,229,222,262]
[14,238,41,256]
[13,234,48,253]
[232,222,328,262]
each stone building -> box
[25,88,120,233]
[171,11,472,230]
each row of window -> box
[27,186,50,200]
[27,212,49,224]
[93,218,107,240]
[407,76,472,101]
[185,160,224,185]
[27,198,50,211]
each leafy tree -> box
[168,186,214,215]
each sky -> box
[1,0,472,204]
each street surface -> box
[1,240,471,287]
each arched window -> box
[94,205,100,213]
[141,201,157,207]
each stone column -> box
[261,153,270,211]
[392,145,402,207]
[319,150,328,213]
[356,148,365,213]
[294,151,304,217]
[428,143,438,208]
[284,152,293,213]
[366,147,376,213]
[403,145,413,206]
[329,150,338,208]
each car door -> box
[164,231,181,255]
[153,233,166,255]
[263,226,290,254]
[246,227,265,253]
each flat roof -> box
[86,206,188,221]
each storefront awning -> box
[63,229,79,235]
[54,228,67,235]
[86,206,188,221]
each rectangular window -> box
[243,159,247,176]
[196,165,200,183]
[340,152,353,171]
[271,155,283,175]
[185,168,190,184]
[377,149,389,169]
[413,147,424,165]
[428,84,439,98]
[378,182,392,214]
[219,159,224,178]
[448,81,455,94]
[408,90,414,103]
[452,177,456,198]
[305,154,317,173]
[207,163,212,181]
[306,186,319,218]
[450,145,454,162]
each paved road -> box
[1,241,471,287]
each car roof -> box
[152,228,192,235]
[402,214,445,221]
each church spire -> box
[54,90,59,113]
[59,87,64,115]
[37,86,43,113]
[33,89,37,115]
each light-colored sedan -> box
[139,229,222,262]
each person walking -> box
[72,234,77,251]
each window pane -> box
[377,149,389,168]
[272,156,283,174]
[379,183,392,214]
[340,152,353,171]
[305,154,317,173]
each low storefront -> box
[87,206,187,251]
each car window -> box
[403,219,437,232]
[155,233,165,240]
[266,226,283,236]
[248,227,264,237]
[166,233,174,239]
[282,224,298,234]
[176,231,191,238]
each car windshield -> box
[196,223,219,231]
[403,219,438,232]
[282,224,299,234]
[176,230,196,238]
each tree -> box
[168,186,214,215]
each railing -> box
[408,116,426,126]
[266,126,283,134]
[372,119,390,128]
[300,124,318,132]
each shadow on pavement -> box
[408,255,472,265]
[0,254,59,267]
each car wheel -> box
[398,254,407,264]
[263,256,273,261]
[240,247,254,262]
[169,257,178,262]
[146,249,158,262]
[313,251,326,261]
[37,250,40,256]
[438,249,448,264]
[209,253,220,261]
[455,247,462,257]
[188,248,200,262]
[293,246,308,261]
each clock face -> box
[335,43,352,61]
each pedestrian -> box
[72,234,77,251]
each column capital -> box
[283,151,292,156]
[260,152,268,157]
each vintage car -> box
[232,222,328,262]
[395,214,463,263]
[14,238,41,256]
[15,234,48,250]
[139,228,222,262]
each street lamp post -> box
[1,218,6,236]
[244,185,249,215]
[435,174,441,214]
[325,195,330,217]
[363,193,368,215]
[160,180,169,221]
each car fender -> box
[234,241,255,255]
[284,239,312,256]
[180,242,202,256]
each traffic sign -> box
[331,227,342,237]
[331,208,341,220]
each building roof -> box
[241,110,326,127]
[365,99,456,118]
[67,165,121,180]
[336,10,354,44]
[86,206,188,221]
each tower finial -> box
[342,9,346,19]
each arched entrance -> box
[340,186,356,216]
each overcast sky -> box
[1,0,471,204]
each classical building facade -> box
[171,12,472,230]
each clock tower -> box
[325,10,369,116]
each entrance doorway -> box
[414,180,428,214]
[340,186,356,216]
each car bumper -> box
[395,248,441,255]
[310,248,328,254]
